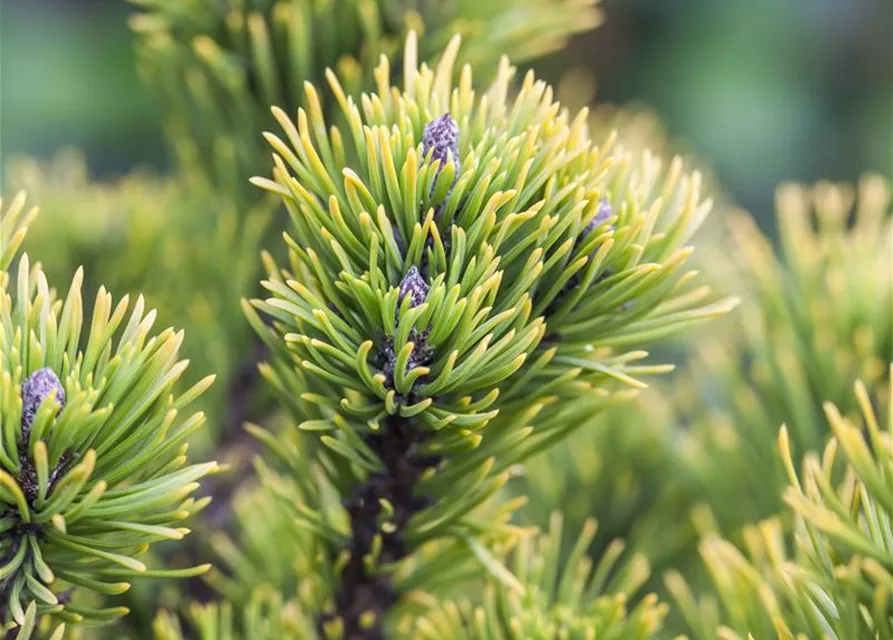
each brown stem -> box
[318,415,438,639]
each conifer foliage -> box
[6,152,270,453]
[411,513,668,639]
[678,175,892,536]
[509,174,892,636]
[669,373,893,640]
[246,32,728,636]
[2,2,890,639]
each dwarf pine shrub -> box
[2,2,890,639]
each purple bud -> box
[21,367,65,432]
[581,199,613,240]
[422,114,460,178]
[399,266,429,309]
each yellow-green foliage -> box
[5,4,890,639]
[678,175,892,535]
[241,30,732,636]
[203,480,307,603]
[502,100,725,598]
[509,395,696,583]
[409,513,667,639]
[0,193,38,280]
[668,372,893,640]
[153,587,311,640]
[506,175,891,637]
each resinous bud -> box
[399,266,429,309]
[21,367,66,431]
[422,113,460,181]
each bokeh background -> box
[2,0,891,226]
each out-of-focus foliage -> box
[6,151,272,452]
[153,587,309,640]
[679,174,892,536]
[510,396,699,589]
[203,480,305,604]
[0,192,38,280]
[668,373,893,639]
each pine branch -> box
[237,30,729,635]
[0,195,219,636]
[5,151,273,456]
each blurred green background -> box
[1,0,891,225]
